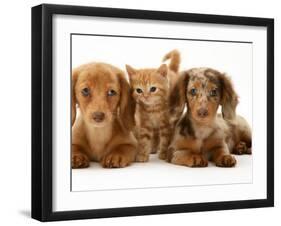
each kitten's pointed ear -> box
[125,64,136,78]
[157,64,168,77]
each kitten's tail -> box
[162,49,181,73]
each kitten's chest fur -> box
[138,102,167,127]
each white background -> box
[0,0,279,225]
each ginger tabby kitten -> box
[126,50,180,162]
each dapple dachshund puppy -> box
[72,62,137,168]
[168,68,252,167]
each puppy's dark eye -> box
[210,89,217,97]
[150,86,157,92]
[107,89,117,96]
[81,88,90,97]
[136,88,143,94]
[190,88,197,96]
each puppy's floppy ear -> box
[169,71,189,117]
[218,73,238,120]
[118,72,136,130]
[72,70,79,126]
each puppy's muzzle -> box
[92,112,105,122]
[197,108,208,118]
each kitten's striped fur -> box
[126,50,180,161]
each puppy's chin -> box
[90,122,108,128]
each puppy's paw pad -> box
[136,153,149,162]
[216,155,236,167]
[72,153,90,169]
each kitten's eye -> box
[81,87,90,97]
[150,86,157,92]
[210,89,217,97]
[190,88,197,96]
[107,89,117,96]
[136,88,143,94]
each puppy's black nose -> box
[92,112,105,122]
[197,108,208,118]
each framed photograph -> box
[32,4,274,221]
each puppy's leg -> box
[158,113,171,160]
[170,149,208,167]
[101,144,136,168]
[232,117,252,155]
[211,145,236,167]
[232,131,252,155]
[136,127,153,162]
[72,144,90,169]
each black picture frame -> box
[31,3,274,222]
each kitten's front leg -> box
[136,126,153,162]
[158,113,171,160]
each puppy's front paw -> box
[215,155,236,167]
[171,151,208,167]
[136,153,149,162]
[102,150,133,168]
[72,152,90,169]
